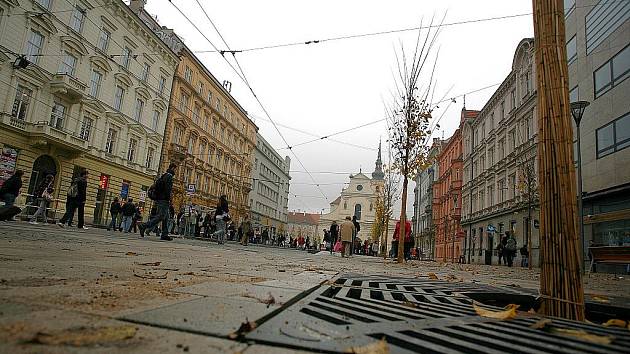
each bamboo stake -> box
[532,0,585,321]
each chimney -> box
[129,0,147,14]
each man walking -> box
[139,163,176,241]
[120,198,136,233]
[352,215,360,255]
[239,214,252,246]
[213,195,229,244]
[29,174,54,224]
[107,197,121,231]
[340,216,355,258]
[0,170,23,220]
[329,221,339,255]
[505,231,517,267]
[58,169,88,230]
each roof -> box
[288,212,321,225]
[330,196,341,205]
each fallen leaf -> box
[445,274,457,282]
[549,328,613,345]
[125,252,138,256]
[29,325,137,346]
[427,273,439,280]
[529,318,552,329]
[527,308,537,314]
[401,301,419,308]
[591,295,610,303]
[473,301,519,320]
[228,320,257,339]
[346,338,389,354]
[133,271,167,279]
[136,261,161,266]
[602,319,627,328]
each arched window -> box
[354,204,362,220]
[343,201,347,209]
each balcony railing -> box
[50,74,86,103]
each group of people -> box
[322,216,361,257]
[497,231,529,267]
[391,219,414,260]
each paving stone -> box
[173,281,302,305]
[120,296,277,336]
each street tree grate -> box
[246,273,630,354]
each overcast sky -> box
[140,0,534,215]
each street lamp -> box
[570,100,590,268]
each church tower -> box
[372,141,385,180]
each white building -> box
[566,0,630,271]
[0,0,178,224]
[461,38,540,266]
[249,132,290,236]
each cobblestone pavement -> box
[0,222,628,353]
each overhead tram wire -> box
[169,0,329,203]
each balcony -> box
[50,74,86,103]
[28,121,89,154]
[169,143,187,162]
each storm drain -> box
[246,273,630,354]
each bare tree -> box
[387,20,441,263]
[517,157,538,270]
[373,164,400,258]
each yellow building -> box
[160,45,257,221]
[0,0,178,224]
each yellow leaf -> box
[549,328,613,345]
[473,301,519,320]
[346,338,390,354]
[591,295,609,303]
[602,319,627,328]
[529,318,552,329]
[427,273,439,280]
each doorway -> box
[26,155,57,214]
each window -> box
[89,70,102,97]
[145,147,155,169]
[151,110,160,131]
[113,86,125,111]
[207,91,213,102]
[597,112,630,158]
[122,47,132,69]
[141,63,150,82]
[58,52,77,75]
[207,147,214,164]
[569,85,579,103]
[184,66,192,82]
[216,98,221,110]
[97,28,110,52]
[173,125,182,145]
[25,30,44,64]
[500,101,505,120]
[127,138,138,162]
[510,89,516,110]
[79,116,93,141]
[594,45,630,98]
[199,141,206,160]
[564,0,575,16]
[36,0,51,9]
[567,35,577,65]
[187,136,195,154]
[585,0,630,54]
[11,85,32,121]
[50,102,66,129]
[105,128,117,154]
[498,179,505,203]
[354,204,362,220]
[158,76,166,95]
[179,92,189,113]
[203,115,208,130]
[134,99,144,122]
[69,6,85,32]
[510,174,517,199]
[193,105,200,124]
[197,81,204,95]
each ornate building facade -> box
[0,0,178,224]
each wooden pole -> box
[532,0,585,320]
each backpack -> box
[67,181,78,198]
[147,174,164,200]
[506,237,517,252]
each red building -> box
[433,108,479,262]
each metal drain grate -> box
[246,273,630,354]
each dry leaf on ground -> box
[591,295,610,303]
[29,325,137,346]
[136,261,161,266]
[549,328,613,345]
[346,338,390,354]
[228,320,257,339]
[529,318,552,329]
[473,301,519,320]
[445,274,457,282]
[427,273,439,280]
[125,252,138,256]
[602,319,627,328]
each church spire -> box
[372,141,385,180]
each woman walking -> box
[29,174,54,224]
[213,195,229,244]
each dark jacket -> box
[74,176,88,203]
[110,201,122,215]
[156,170,174,202]
[329,223,339,237]
[1,174,22,196]
[215,199,229,218]
[122,202,136,217]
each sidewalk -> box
[0,222,628,353]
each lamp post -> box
[570,100,590,268]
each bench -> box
[589,246,630,273]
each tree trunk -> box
[382,216,389,259]
[398,176,408,263]
[532,0,585,320]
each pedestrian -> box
[107,197,122,231]
[372,242,379,257]
[131,203,141,233]
[195,208,202,237]
[203,212,211,238]
[120,198,136,232]
[352,215,360,255]
[339,216,355,258]
[139,162,176,241]
[29,174,55,224]
[0,170,24,221]
[501,234,509,265]
[505,231,517,267]
[168,204,176,234]
[177,208,185,236]
[497,240,504,265]
[240,214,252,246]
[392,219,411,260]
[329,221,339,255]
[146,205,158,235]
[212,195,229,244]
[186,206,197,237]
[520,244,529,267]
[58,169,88,230]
